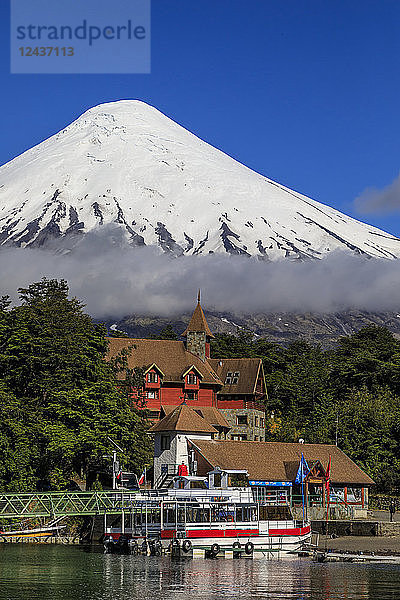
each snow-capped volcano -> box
[1,99,399,259]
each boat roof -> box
[210,468,248,475]
[174,475,207,481]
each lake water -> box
[0,545,399,600]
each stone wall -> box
[311,520,400,537]
[378,522,400,537]
[219,407,265,441]
[186,331,206,361]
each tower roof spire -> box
[182,293,214,338]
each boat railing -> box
[252,488,291,506]
[165,489,253,503]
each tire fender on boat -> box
[245,541,254,555]
[232,541,241,549]
[211,543,220,556]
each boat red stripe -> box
[268,525,311,536]
[187,529,259,538]
[161,529,259,539]
[161,525,310,539]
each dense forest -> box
[0,279,151,492]
[0,278,399,495]
[211,329,400,493]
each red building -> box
[107,297,267,441]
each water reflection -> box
[0,545,399,600]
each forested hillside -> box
[211,328,400,493]
[0,278,399,495]
[0,279,151,492]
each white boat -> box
[104,468,311,556]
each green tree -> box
[336,387,400,491]
[0,279,151,491]
[329,325,400,395]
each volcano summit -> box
[1,100,399,259]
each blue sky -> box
[1,0,400,235]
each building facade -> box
[149,403,374,514]
[107,297,267,441]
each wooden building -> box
[189,438,374,510]
[106,296,267,441]
[148,403,374,511]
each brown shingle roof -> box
[182,303,214,338]
[208,358,263,395]
[106,338,222,386]
[194,407,231,430]
[149,403,217,434]
[190,440,374,486]
[161,405,230,430]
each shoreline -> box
[317,535,400,556]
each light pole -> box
[107,437,124,490]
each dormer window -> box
[147,372,158,383]
[225,371,240,385]
[187,373,197,385]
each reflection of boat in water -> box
[104,468,311,557]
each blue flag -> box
[294,453,309,484]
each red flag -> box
[325,455,331,500]
[138,470,145,485]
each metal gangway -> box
[0,490,144,519]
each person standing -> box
[389,500,396,522]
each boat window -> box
[252,487,289,504]
[185,506,210,523]
[177,506,186,523]
[259,505,292,521]
[134,508,161,525]
[190,480,207,489]
[213,472,222,487]
[235,505,258,522]
[227,473,249,488]
[211,505,235,522]
[163,505,176,524]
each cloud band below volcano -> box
[1,227,400,318]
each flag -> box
[325,455,331,500]
[137,470,145,486]
[294,453,309,523]
[294,453,309,484]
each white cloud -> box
[1,227,400,318]
[355,173,400,214]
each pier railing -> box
[0,491,143,519]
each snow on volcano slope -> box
[1,99,400,259]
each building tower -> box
[149,402,217,487]
[182,291,214,361]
